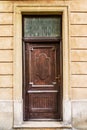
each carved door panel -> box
[23,42,62,121]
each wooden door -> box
[23,40,62,121]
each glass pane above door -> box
[23,15,62,38]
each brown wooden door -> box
[23,40,62,121]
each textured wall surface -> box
[0,0,87,130]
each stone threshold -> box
[14,121,72,128]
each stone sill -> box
[14,121,72,128]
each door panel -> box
[23,42,61,121]
[29,92,58,112]
[28,44,59,89]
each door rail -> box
[27,90,58,93]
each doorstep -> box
[14,121,72,128]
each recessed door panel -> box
[28,44,59,89]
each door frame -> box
[13,4,71,128]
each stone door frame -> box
[13,4,71,128]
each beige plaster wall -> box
[0,0,87,130]
[70,1,87,99]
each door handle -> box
[56,75,61,83]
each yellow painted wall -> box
[0,0,87,130]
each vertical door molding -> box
[13,4,71,127]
